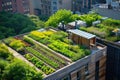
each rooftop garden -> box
[3,29,90,76]
[3,30,73,75]
[27,30,90,61]
[0,43,43,80]
[80,18,120,42]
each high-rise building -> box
[72,0,93,14]
[29,0,41,15]
[0,0,73,16]
[0,0,30,14]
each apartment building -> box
[39,0,72,16]
[0,0,93,15]
[72,0,93,14]
[43,29,107,80]
[0,0,30,14]
[29,0,41,15]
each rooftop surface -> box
[3,29,105,78]
[68,20,86,26]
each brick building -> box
[0,0,30,14]
[72,0,93,14]
[39,0,72,16]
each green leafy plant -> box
[25,54,55,74]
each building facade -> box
[0,0,94,15]
[72,0,93,14]
[44,51,107,80]
[39,0,72,16]
[44,29,107,80]
[0,0,30,14]
[29,0,41,15]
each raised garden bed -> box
[27,29,90,61]
[24,53,55,75]
[3,33,69,75]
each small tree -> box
[0,43,10,59]
[2,59,43,80]
[45,9,73,27]
[0,59,8,79]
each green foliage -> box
[102,19,120,28]
[69,14,81,21]
[0,59,8,78]
[2,59,43,80]
[80,26,106,38]
[28,30,90,61]
[45,9,73,27]
[39,14,49,21]
[23,35,34,45]
[105,36,120,42]
[34,44,66,64]
[26,47,59,69]
[79,13,102,26]
[25,54,55,75]
[28,15,45,29]
[80,18,120,42]
[45,10,102,27]
[4,37,26,51]
[0,43,11,59]
[9,40,26,51]
[0,26,15,39]
[0,11,36,39]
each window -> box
[95,61,99,80]
[13,0,16,2]
[53,6,57,10]
[61,75,70,80]
[53,1,57,5]
[77,71,81,80]
[85,64,89,76]
[59,0,62,5]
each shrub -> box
[9,40,26,51]
[0,43,11,59]
[2,59,43,80]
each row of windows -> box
[60,61,101,80]
[2,2,12,7]
[60,64,89,80]
[4,8,13,11]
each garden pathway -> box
[6,44,47,77]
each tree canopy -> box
[0,12,45,39]
[2,59,43,80]
[45,9,102,27]
[45,9,74,27]
[0,43,43,80]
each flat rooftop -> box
[68,29,96,39]
[3,29,106,78]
